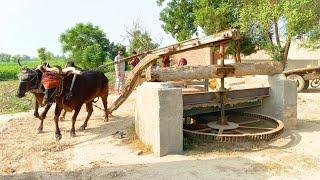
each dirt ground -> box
[1,87,320,179]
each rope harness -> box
[18,69,42,92]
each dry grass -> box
[184,138,270,156]
[246,161,289,175]
[125,123,152,153]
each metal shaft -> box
[219,77,227,125]
[218,43,227,125]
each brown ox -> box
[16,61,79,133]
[41,67,109,141]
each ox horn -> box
[17,58,22,67]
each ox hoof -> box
[37,128,44,134]
[55,134,62,141]
[70,132,76,137]
[79,125,86,131]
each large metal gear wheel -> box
[183,112,284,142]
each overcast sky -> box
[0,0,176,56]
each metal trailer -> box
[283,66,320,92]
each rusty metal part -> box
[183,112,284,142]
[183,87,269,106]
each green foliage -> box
[0,53,33,62]
[60,22,119,69]
[37,47,46,63]
[159,0,198,41]
[37,47,55,64]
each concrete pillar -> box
[135,82,183,157]
[249,74,297,129]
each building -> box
[171,42,320,70]
[242,43,320,70]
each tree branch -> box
[281,38,291,70]
[264,26,274,50]
[274,19,281,47]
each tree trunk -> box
[236,40,241,63]
[280,39,291,70]
[148,62,283,82]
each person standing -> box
[114,50,125,94]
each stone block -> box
[135,82,183,157]
[247,74,297,129]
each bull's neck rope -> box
[57,76,64,97]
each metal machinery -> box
[182,45,284,142]
[107,29,285,143]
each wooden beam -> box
[152,29,240,57]
[96,29,240,70]
[148,62,282,82]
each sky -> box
[0,0,176,57]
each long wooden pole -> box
[147,62,283,82]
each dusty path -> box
[1,90,320,179]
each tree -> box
[157,0,320,68]
[157,0,256,62]
[0,53,11,62]
[126,21,160,53]
[239,0,320,68]
[37,47,47,63]
[37,47,55,63]
[158,0,197,41]
[60,23,116,69]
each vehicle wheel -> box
[311,79,320,88]
[287,74,305,92]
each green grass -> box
[0,80,34,114]
[0,60,66,81]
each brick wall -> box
[171,47,212,66]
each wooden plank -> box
[152,29,240,56]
